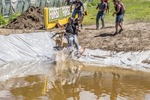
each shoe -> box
[113,31,118,35]
[96,27,99,30]
[76,52,81,58]
[101,27,105,29]
[119,28,123,33]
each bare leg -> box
[115,22,119,33]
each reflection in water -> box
[110,73,120,100]
[1,66,150,100]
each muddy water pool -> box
[0,64,150,100]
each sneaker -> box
[119,28,123,33]
[76,52,81,58]
[101,26,105,29]
[96,27,99,30]
[113,31,118,35]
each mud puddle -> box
[0,64,150,100]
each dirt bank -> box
[80,22,150,52]
[0,22,150,52]
[2,6,44,30]
[52,22,150,52]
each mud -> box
[2,6,44,30]
[79,22,150,52]
[0,22,150,52]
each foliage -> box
[9,13,21,22]
[87,0,99,7]
[0,15,8,26]
[83,0,150,25]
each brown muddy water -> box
[0,65,150,100]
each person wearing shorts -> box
[113,0,124,34]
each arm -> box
[96,4,99,9]
[82,4,84,13]
[103,3,107,11]
[70,3,73,12]
[113,5,120,16]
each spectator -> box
[96,0,107,29]
[70,0,84,20]
[112,0,124,34]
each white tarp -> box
[0,31,150,81]
[0,32,56,81]
[0,32,56,65]
[78,49,150,72]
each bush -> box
[0,15,7,26]
[87,0,99,7]
[9,13,21,22]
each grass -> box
[0,13,21,26]
[83,0,150,25]
[0,15,8,26]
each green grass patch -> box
[83,0,150,25]
[0,15,8,26]
[9,13,21,22]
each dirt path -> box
[79,22,150,51]
[0,22,150,52]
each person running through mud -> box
[96,0,107,30]
[72,18,80,56]
[65,17,80,56]
[112,0,124,34]
[70,0,84,20]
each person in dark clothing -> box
[96,0,107,29]
[65,17,74,52]
[73,18,80,55]
[117,0,125,30]
[74,18,81,36]
[70,0,84,20]
[112,0,124,34]
[65,17,80,55]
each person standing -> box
[112,0,124,34]
[96,0,107,30]
[116,0,125,30]
[70,0,84,20]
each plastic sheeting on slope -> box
[78,49,150,72]
[0,32,56,81]
[0,32,56,65]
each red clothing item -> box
[104,0,109,3]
